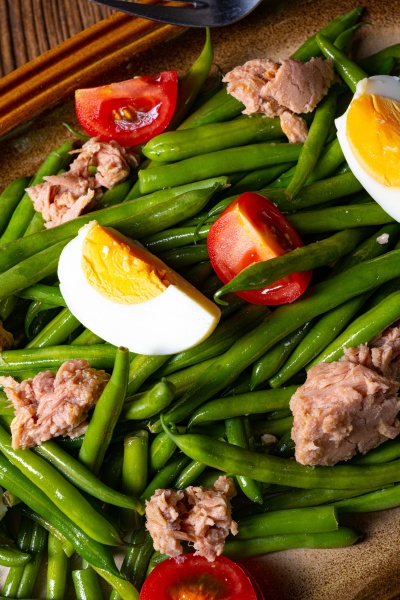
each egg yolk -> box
[81,223,175,304]
[346,93,400,187]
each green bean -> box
[16,522,47,598]
[172,458,207,489]
[158,304,268,377]
[159,243,209,269]
[309,290,400,367]
[316,34,367,92]
[258,171,363,212]
[149,430,182,473]
[226,418,263,504]
[183,260,214,288]
[25,308,80,348]
[225,163,296,197]
[0,177,228,274]
[189,387,297,427]
[251,322,314,388]
[288,203,394,234]
[224,527,359,559]
[127,354,170,396]
[145,551,169,577]
[286,88,338,199]
[236,506,338,539]
[97,174,137,209]
[33,440,143,511]
[79,347,130,475]
[122,379,175,421]
[290,7,364,61]
[154,358,217,402]
[0,426,124,546]
[46,533,69,600]
[170,27,214,130]
[251,416,293,438]
[140,454,190,502]
[252,488,375,513]
[154,249,400,430]
[143,115,283,162]
[162,419,400,491]
[16,284,66,307]
[0,344,122,372]
[121,430,149,531]
[334,22,369,54]
[93,565,139,600]
[138,143,303,194]
[110,525,153,598]
[73,568,104,600]
[214,228,370,301]
[359,43,400,74]
[333,483,400,514]
[71,328,103,345]
[0,546,31,567]
[142,224,210,254]
[24,212,45,237]
[0,141,73,245]
[303,138,345,185]
[0,177,31,237]
[178,88,244,130]
[0,454,123,579]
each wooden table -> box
[0,0,113,77]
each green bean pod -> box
[138,143,303,194]
[122,379,175,421]
[0,426,124,546]
[25,308,81,349]
[140,454,190,502]
[316,34,367,91]
[17,284,66,307]
[226,417,263,504]
[0,177,31,237]
[172,458,207,489]
[149,429,183,473]
[178,88,244,130]
[46,533,69,600]
[33,440,143,511]
[333,483,400,514]
[360,43,400,74]
[159,243,209,269]
[286,87,338,199]
[0,546,31,567]
[73,568,104,600]
[236,506,338,539]
[288,203,394,234]
[223,527,359,559]
[16,522,47,598]
[309,290,400,367]
[214,228,371,301]
[79,347,130,475]
[143,115,283,162]
[127,354,170,396]
[188,387,297,427]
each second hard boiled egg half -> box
[336,75,400,222]
[58,221,221,355]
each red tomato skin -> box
[75,70,178,146]
[139,554,261,600]
[207,192,312,305]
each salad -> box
[0,1,400,598]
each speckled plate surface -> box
[1,1,400,598]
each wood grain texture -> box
[0,0,113,76]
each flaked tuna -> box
[290,321,400,466]
[26,138,139,228]
[0,359,110,449]
[223,57,334,143]
[145,475,237,562]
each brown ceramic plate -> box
[1,1,400,598]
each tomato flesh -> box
[139,555,262,600]
[207,192,312,305]
[75,70,178,146]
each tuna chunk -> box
[0,360,110,449]
[145,475,237,562]
[280,111,309,144]
[290,321,400,466]
[223,57,334,142]
[26,138,139,229]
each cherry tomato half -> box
[75,71,178,146]
[207,191,312,305]
[139,555,264,600]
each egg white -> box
[335,75,400,222]
[58,223,221,355]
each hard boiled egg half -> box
[58,221,221,355]
[336,75,400,222]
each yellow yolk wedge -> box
[346,93,400,187]
[58,221,221,355]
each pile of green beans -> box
[1,7,400,597]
